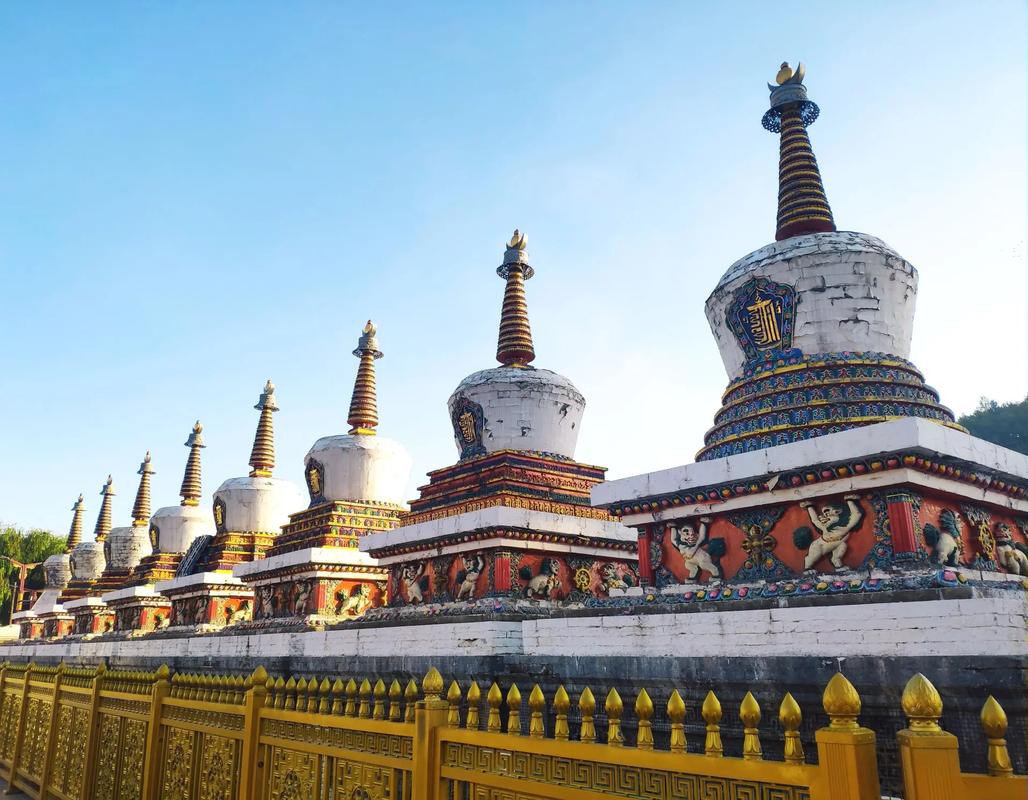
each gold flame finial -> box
[776,62,793,85]
[66,494,85,552]
[496,229,536,368]
[823,673,861,728]
[94,476,115,542]
[348,320,383,435]
[180,422,205,506]
[131,452,155,525]
[901,673,943,732]
[249,380,278,477]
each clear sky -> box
[2,2,1025,534]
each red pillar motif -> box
[493,554,511,593]
[887,493,918,554]
[637,525,654,586]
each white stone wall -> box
[449,367,585,459]
[69,541,105,582]
[214,476,305,534]
[306,435,411,506]
[105,525,152,571]
[151,504,215,554]
[6,594,1024,661]
[706,232,918,380]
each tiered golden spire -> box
[495,229,536,368]
[66,494,85,552]
[131,453,155,525]
[180,421,204,506]
[94,476,115,542]
[249,380,278,477]
[762,62,836,241]
[347,321,383,435]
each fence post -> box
[140,664,170,800]
[813,673,881,800]
[5,661,33,796]
[238,665,269,800]
[411,667,447,800]
[37,663,64,797]
[78,662,105,800]
[896,674,962,800]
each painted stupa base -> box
[362,506,638,606]
[102,586,173,634]
[195,530,276,572]
[40,612,74,640]
[264,499,405,555]
[11,613,43,641]
[233,548,388,626]
[90,568,134,597]
[123,551,187,587]
[594,418,1028,591]
[63,596,115,637]
[154,573,255,630]
[57,580,96,605]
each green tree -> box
[0,526,68,623]
[958,396,1028,455]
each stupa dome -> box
[447,231,586,461]
[302,321,412,508]
[212,381,306,532]
[105,524,152,570]
[42,554,71,590]
[69,541,105,582]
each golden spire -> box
[180,421,204,506]
[495,229,536,368]
[347,321,383,435]
[762,62,836,241]
[94,476,115,542]
[66,494,85,552]
[131,452,155,525]
[249,380,278,477]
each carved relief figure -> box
[796,495,864,571]
[599,563,636,592]
[335,584,373,617]
[191,596,208,626]
[670,517,721,580]
[455,554,485,600]
[400,563,429,604]
[923,509,964,567]
[519,558,562,599]
[256,586,274,619]
[292,580,312,616]
[226,599,251,624]
[995,524,1028,576]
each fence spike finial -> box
[667,690,686,754]
[507,683,522,736]
[823,673,861,729]
[635,688,654,750]
[740,692,762,760]
[466,681,481,730]
[487,683,503,732]
[358,678,372,718]
[702,690,723,757]
[980,696,1013,776]
[388,679,402,721]
[529,685,546,738]
[779,692,805,764]
[404,679,419,722]
[901,673,942,732]
[447,681,462,728]
[579,687,596,743]
[605,688,624,747]
[553,686,570,741]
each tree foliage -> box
[958,396,1028,456]
[0,526,68,622]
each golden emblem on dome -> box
[457,411,476,444]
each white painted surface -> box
[156,572,247,595]
[3,594,1023,660]
[102,585,164,604]
[69,541,105,582]
[361,506,635,557]
[213,476,305,534]
[306,435,411,507]
[448,367,585,459]
[63,597,108,612]
[26,588,65,616]
[707,232,918,380]
[233,546,380,580]
[42,554,71,589]
[151,503,215,554]
[592,419,1028,513]
[105,524,152,571]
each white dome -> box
[150,504,215,554]
[69,540,105,582]
[447,366,585,460]
[305,434,412,507]
[706,231,918,381]
[213,476,306,534]
[42,553,71,590]
[104,524,152,571]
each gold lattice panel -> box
[266,745,321,800]
[198,734,239,800]
[160,727,198,799]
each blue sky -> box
[2,2,1025,534]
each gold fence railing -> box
[0,660,1020,800]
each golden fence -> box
[0,660,1020,800]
